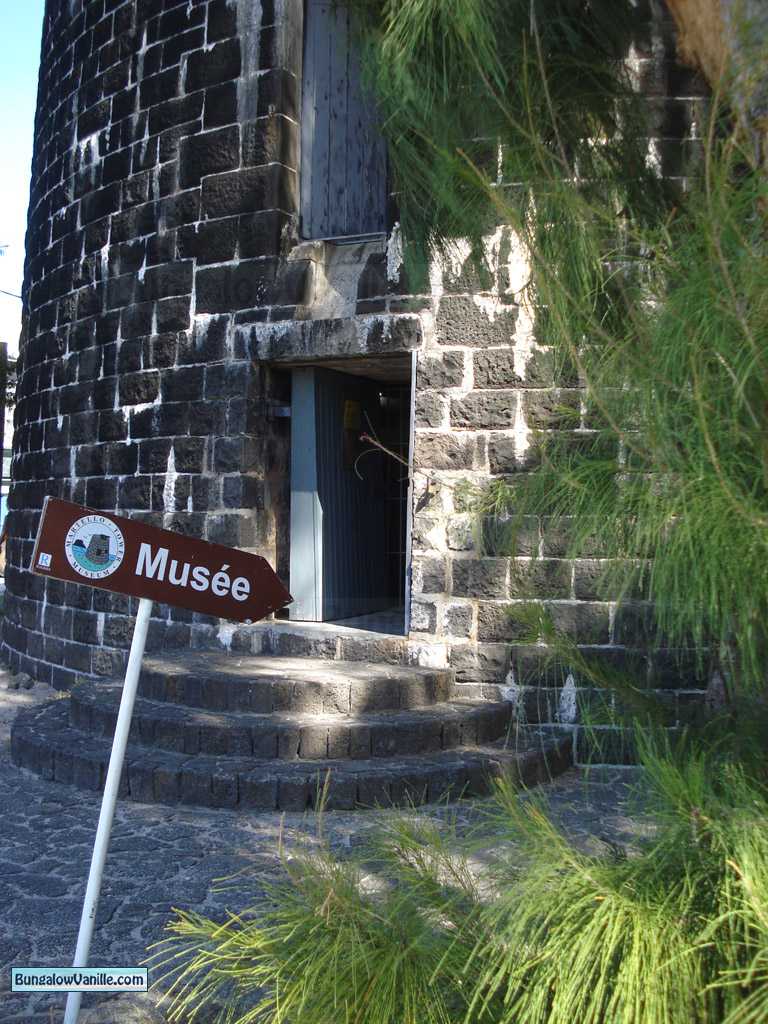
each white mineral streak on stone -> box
[248,320,291,360]
[193,314,212,348]
[57,413,63,430]
[513,393,530,459]
[237,0,263,123]
[96,612,105,644]
[475,225,512,321]
[354,315,377,352]
[100,243,109,285]
[501,660,525,716]
[217,622,237,650]
[428,239,471,322]
[645,137,662,173]
[187,494,193,512]
[408,642,448,668]
[137,254,147,284]
[625,42,641,88]
[163,447,177,514]
[135,24,148,92]
[386,222,403,283]
[409,601,434,632]
[428,251,445,322]
[77,133,100,165]
[507,232,537,387]
[558,672,578,724]
[130,396,161,415]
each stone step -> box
[11,701,573,811]
[245,621,415,665]
[70,682,512,760]
[138,653,452,714]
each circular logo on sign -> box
[64,515,125,580]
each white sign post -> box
[30,498,291,1022]
[63,597,153,1024]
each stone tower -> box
[6,0,709,767]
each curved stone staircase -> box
[11,651,572,810]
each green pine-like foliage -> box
[352,0,768,698]
[150,730,768,1023]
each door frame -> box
[288,359,416,629]
[288,368,323,620]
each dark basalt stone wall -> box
[4,0,304,686]
[6,0,712,765]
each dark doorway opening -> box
[289,356,412,634]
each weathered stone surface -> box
[451,558,510,600]
[451,391,516,429]
[416,351,466,389]
[474,350,522,388]
[435,296,518,347]
[7,0,705,759]
[414,432,486,471]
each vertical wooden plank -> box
[327,2,349,236]
[313,2,333,239]
[345,4,363,237]
[299,0,315,237]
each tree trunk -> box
[666,0,768,160]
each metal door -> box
[289,368,392,621]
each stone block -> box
[278,726,301,759]
[180,762,214,807]
[415,392,447,428]
[239,210,290,258]
[451,558,509,599]
[161,365,205,402]
[207,0,238,42]
[163,27,206,68]
[322,774,358,811]
[416,351,466,389]
[185,39,241,92]
[443,603,474,638]
[522,389,581,430]
[612,601,655,646]
[240,772,278,810]
[179,125,240,187]
[119,371,160,406]
[149,92,205,135]
[550,601,611,645]
[414,433,486,472]
[410,600,437,633]
[195,259,278,313]
[413,555,446,594]
[299,725,328,759]
[242,114,298,168]
[474,350,522,388]
[451,391,516,429]
[277,774,312,811]
[178,218,238,264]
[476,603,533,643]
[508,559,571,599]
[201,165,284,218]
[435,296,518,347]
[203,81,238,128]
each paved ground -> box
[0,671,649,1024]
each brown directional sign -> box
[31,497,292,623]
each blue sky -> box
[0,2,45,356]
